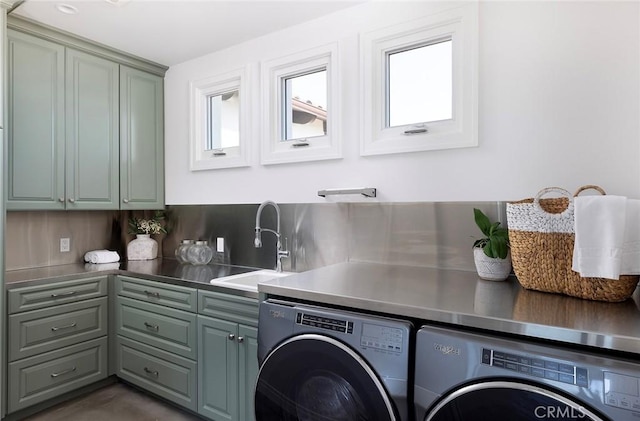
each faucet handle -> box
[278,237,290,257]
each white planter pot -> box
[473,248,512,281]
[127,234,158,261]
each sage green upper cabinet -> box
[6,19,167,211]
[66,49,120,210]
[120,66,165,210]
[6,30,65,210]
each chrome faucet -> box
[254,200,289,272]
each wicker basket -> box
[506,186,640,302]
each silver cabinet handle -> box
[58,197,65,202]
[144,322,159,331]
[237,336,244,343]
[144,290,160,298]
[51,366,76,378]
[51,291,77,298]
[68,198,75,203]
[123,199,129,203]
[144,367,159,377]
[228,333,235,341]
[51,322,77,332]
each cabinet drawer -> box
[116,296,197,359]
[8,297,108,362]
[8,276,108,314]
[116,276,197,312]
[198,290,258,326]
[8,337,107,413]
[116,336,196,412]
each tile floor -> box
[21,382,203,421]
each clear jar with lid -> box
[187,240,213,265]
[175,240,194,264]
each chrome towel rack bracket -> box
[317,188,377,198]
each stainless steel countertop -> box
[258,262,640,355]
[5,259,261,299]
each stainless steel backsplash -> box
[5,202,505,273]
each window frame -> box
[260,42,341,165]
[189,66,250,171]
[360,3,478,156]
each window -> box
[189,67,250,170]
[361,3,478,156]
[283,69,327,141]
[261,43,341,165]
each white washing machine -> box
[255,299,413,421]
[415,324,640,420]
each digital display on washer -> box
[361,323,403,353]
[296,312,354,334]
[482,348,588,387]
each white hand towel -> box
[84,262,120,271]
[620,199,640,275]
[83,250,120,264]
[572,195,627,279]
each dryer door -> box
[425,381,607,421]
[255,333,398,421]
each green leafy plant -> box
[128,211,167,235]
[473,208,509,259]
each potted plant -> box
[127,211,167,261]
[472,208,512,281]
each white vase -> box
[473,248,512,281]
[127,234,158,261]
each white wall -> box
[164,1,640,204]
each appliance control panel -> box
[296,312,354,334]
[604,371,640,413]
[360,323,403,353]
[482,348,588,387]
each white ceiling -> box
[10,0,364,66]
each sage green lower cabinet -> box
[116,336,197,411]
[114,276,198,412]
[8,337,108,412]
[6,276,109,414]
[197,290,259,421]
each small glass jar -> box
[187,240,213,265]
[175,239,194,264]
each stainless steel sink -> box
[209,270,292,292]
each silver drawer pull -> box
[228,333,235,341]
[144,290,161,298]
[144,367,159,377]
[144,322,159,331]
[237,336,244,343]
[51,366,77,378]
[51,291,77,298]
[51,322,77,332]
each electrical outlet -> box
[60,238,70,252]
[216,237,225,253]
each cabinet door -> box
[6,30,65,210]
[198,316,238,421]
[120,66,164,210]
[65,49,119,209]
[238,324,258,421]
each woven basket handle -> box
[533,187,573,216]
[573,185,606,197]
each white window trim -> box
[360,3,478,156]
[189,66,250,171]
[260,42,342,165]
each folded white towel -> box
[84,262,120,271]
[620,199,640,275]
[572,195,627,279]
[84,250,120,264]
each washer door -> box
[426,381,607,421]
[255,333,397,421]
